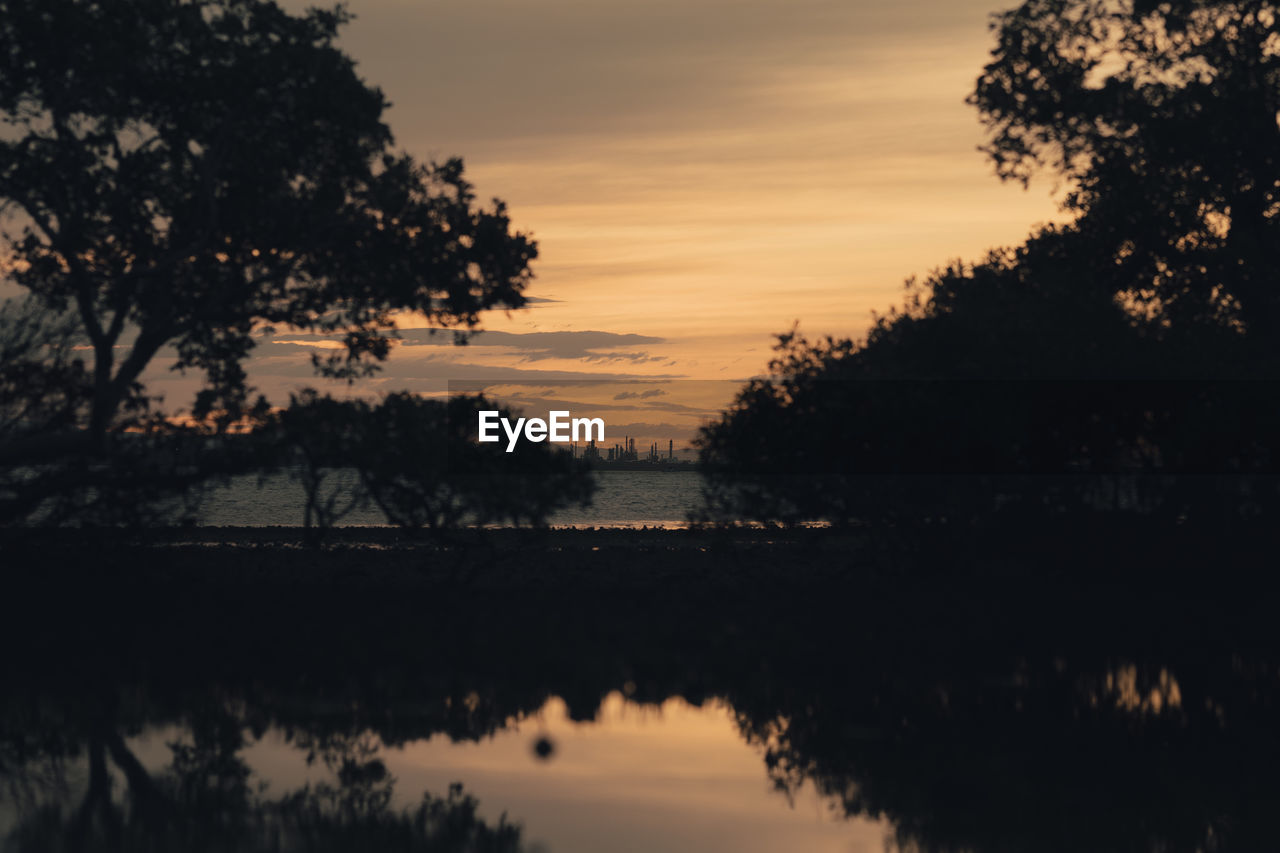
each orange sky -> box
[141,0,1068,431]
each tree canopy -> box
[972,0,1280,334]
[0,0,569,526]
[273,391,595,539]
[699,0,1280,526]
[0,0,536,449]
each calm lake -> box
[6,540,1274,853]
[6,504,1279,851]
[1,694,885,853]
[196,470,704,528]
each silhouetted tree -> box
[0,0,536,523]
[699,2,1280,526]
[0,296,280,523]
[0,298,89,444]
[274,391,595,540]
[273,392,370,536]
[697,230,1159,525]
[972,0,1280,335]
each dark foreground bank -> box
[3,522,1280,852]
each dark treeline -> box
[4,530,1280,852]
[700,0,1280,528]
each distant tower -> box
[669,439,673,460]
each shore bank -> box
[3,519,1277,615]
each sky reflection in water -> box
[115,694,883,853]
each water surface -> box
[196,470,703,528]
[94,694,883,853]
[5,530,1280,851]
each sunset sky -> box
[145,0,1070,437]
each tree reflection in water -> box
[2,703,528,853]
[4,531,1280,851]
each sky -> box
[22,0,1074,445]
[267,0,1065,377]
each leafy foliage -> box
[273,391,596,539]
[972,0,1280,333]
[700,1,1280,526]
[0,0,535,436]
[0,0,542,526]
[698,230,1280,526]
[0,298,90,445]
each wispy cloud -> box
[265,328,669,364]
[399,329,665,362]
[614,389,668,401]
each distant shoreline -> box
[581,461,697,472]
[195,467,703,528]
[6,516,1278,577]
[3,523,810,549]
